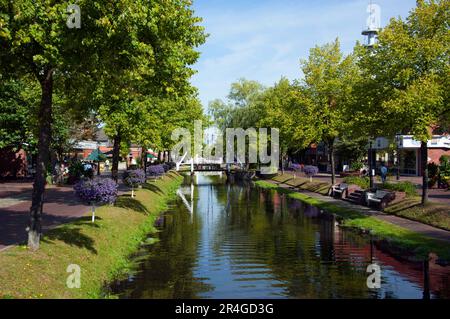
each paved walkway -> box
[285,171,450,205]
[267,179,450,244]
[0,183,91,251]
[0,175,134,251]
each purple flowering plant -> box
[123,169,146,198]
[147,164,165,177]
[123,169,146,187]
[74,177,118,222]
[74,177,118,205]
[304,165,319,181]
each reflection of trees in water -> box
[211,186,373,298]
[118,175,449,299]
[123,196,213,298]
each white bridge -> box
[176,153,225,173]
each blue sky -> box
[190,0,417,109]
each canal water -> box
[111,173,450,299]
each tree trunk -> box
[28,69,53,251]
[329,140,336,185]
[112,132,121,181]
[421,141,428,205]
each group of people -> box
[360,162,389,183]
[52,162,68,185]
[52,159,112,185]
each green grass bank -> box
[0,172,183,299]
[272,173,450,231]
[255,180,450,261]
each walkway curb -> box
[264,179,450,243]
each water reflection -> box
[111,173,450,299]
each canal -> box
[111,173,450,299]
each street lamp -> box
[395,134,401,181]
[368,139,374,189]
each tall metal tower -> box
[362,1,381,47]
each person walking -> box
[380,163,388,184]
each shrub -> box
[123,169,146,198]
[290,163,302,171]
[382,181,417,197]
[123,169,146,187]
[427,162,439,188]
[167,162,176,170]
[74,177,118,205]
[162,163,170,172]
[343,176,370,189]
[74,177,118,222]
[67,161,86,184]
[304,165,319,181]
[147,164,165,177]
[440,155,450,166]
[350,162,364,171]
[439,156,450,189]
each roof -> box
[94,128,109,142]
[85,148,107,161]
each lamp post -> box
[369,139,374,189]
[395,134,401,181]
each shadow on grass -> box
[274,176,294,184]
[289,180,308,188]
[71,216,102,228]
[42,226,97,254]
[385,198,422,214]
[300,182,331,195]
[165,172,180,180]
[142,183,163,194]
[115,196,150,215]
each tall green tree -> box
[0,0,206,249]
[257,78,316,168]
[0,0,126,249]
[0,77,88,164]
[301,39,360,184]
[156,93,206,160]
[209,78,265,131]
[355,0,449,204]
[208,79,265,167]
[94,0,206,179]
[0,78,38,151]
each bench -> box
[331,183,349,199]
[366,190,395,210]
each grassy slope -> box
[255,180,450,260]
[384,198,450,231]
[0,172,183,299]
[272,173,450,231]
